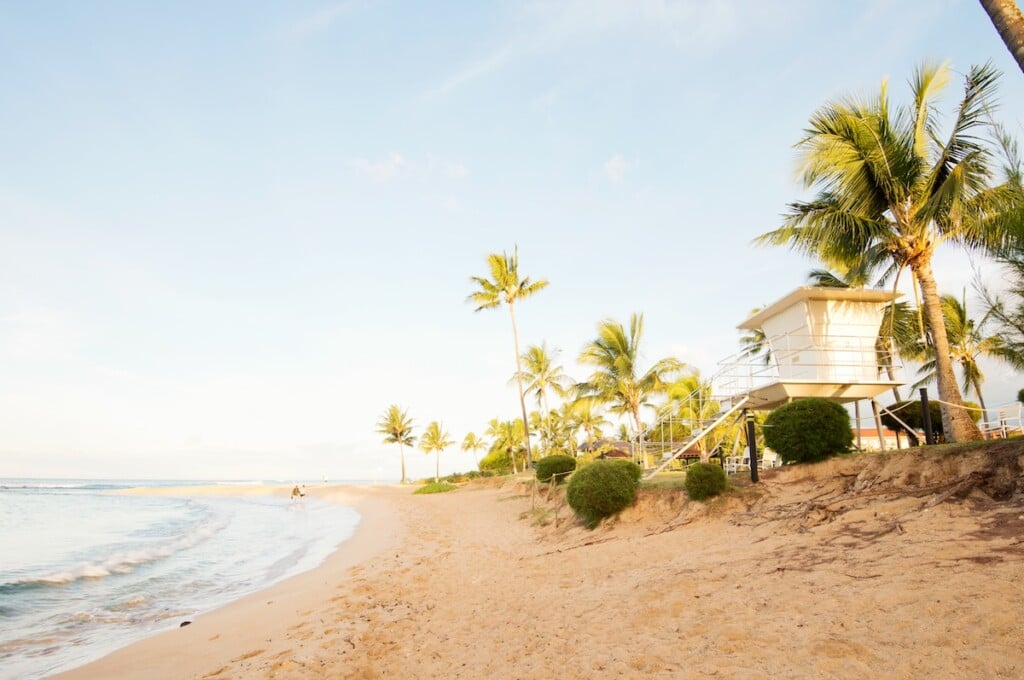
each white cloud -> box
[445,162,468,179]
[435,0,753,95]
[348,152,408,181]
[603,154,638,183]
[347,153,468,182]
[288,1,368,38]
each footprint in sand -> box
[231,648,265,662]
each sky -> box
[2,0,1024,481]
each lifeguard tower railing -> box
[714,328,902,410]
[642,328,902,478]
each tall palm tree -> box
[914,292,1007,420]
[512,342,573,454]
[468,247,549,466]
[420,421,454,483]
[577,313,685,457]
[757,62,1019,442]
[461,432,487,469]
[376,405,415,484]
[979,0,1024,74]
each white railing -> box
[714,332,902,404]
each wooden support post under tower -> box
[745,409,759,483]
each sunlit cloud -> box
[348,152,408,181]
[603,154,638,183]
[347,153,468,182]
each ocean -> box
[0,479,362,680]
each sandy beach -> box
[56,449,1024,679]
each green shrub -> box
[413,482,458,495]
[607,459,642,484]
[566,460,641,529]
[478,448,512,475]
[684,462,727,501]
[535,454,577,483]
[763,398,853,464]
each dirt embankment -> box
[524,441,1024,551]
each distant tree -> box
[461,432,487,469]
[913,292,1006,420]
[513,342,573,454]
[568,397,609,451]
[577,313,685,459]
[468,248,549,467]
[376,405,415,484]
[482,418,526,474]
[420,421,454,483]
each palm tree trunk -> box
[979,0,1024,74]
[399,444,407,484]
[912,259,983,442]
[632,405,644,466]
[508,303,534,467]
[435,450,439,483]
[542,389,551,456]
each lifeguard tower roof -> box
[738,287,899,331]
[717,286,904,411]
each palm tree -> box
[485,418,526,474]
[461,432,487,469]
[376,405,415,484]
[980,254,1024,367]
[756,62,1020,442]
[468,247,549,466]
[577,313,685,458]
[513,342,573,454]
[420,421,454,483]
[738,308,772,365]
[569,397,609,452]
[914,292,1007,421]
[979,0,1024,74]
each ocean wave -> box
[0,482,127,491]
[1,515,227,591]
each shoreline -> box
[54,484,407,680]
[52,457,1024,678]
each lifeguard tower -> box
[717,286,903,410]
[644,287,904,477]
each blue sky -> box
[2,0,1023,481]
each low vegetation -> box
[535,454,576,483]
[414,482,459,495]
[566,460,642,529]
[764,398,852,464]
[684,462,727,501]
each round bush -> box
[685,462,727,501]
[763,398,852,464]
[566,460,641,529]
[535,454,576,483]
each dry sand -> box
[57,449,1024,679]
